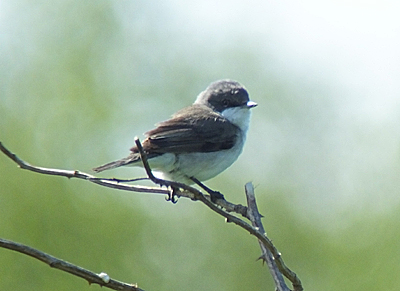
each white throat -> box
[221,107,252,133]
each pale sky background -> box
[1,0,399,228]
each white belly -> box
[146,135,246,184]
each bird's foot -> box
[208,190,224,203]
[165,186,179,204]
[190,177,225,203]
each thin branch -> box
[0,142,168,194]
[0,142,247,217]
[245,183,291,291]
[0,140,303,291]
[0,238,144,291]
[244,185,303,291]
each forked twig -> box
[0,140,303,291]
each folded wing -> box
[132,104,239,154]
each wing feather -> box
[131,105,239,154]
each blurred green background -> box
[1,0,400,290]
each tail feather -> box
[92,156,138,173]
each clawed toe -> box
[165,186,179,203]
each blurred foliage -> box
[1,0,400,290]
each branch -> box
[246,183,303,291]
[0,140,303,291]
[0,238,144,291]
[246,183,288,290]
[0,142,248,218]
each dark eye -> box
[222,99,230,107]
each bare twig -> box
[246,183,296,291]
[0,142,247,217]
[0,238,144,291]
[244,184,303,291]
[0,142,168,194]
[246,182,286,290]
[0,140,303,291]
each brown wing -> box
[131,104,239,154]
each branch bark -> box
[0,238,143,291]
[0,142,248,217]
[0,141,303,291]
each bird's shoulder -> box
[148,104,233,135]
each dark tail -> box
[92,156,138,173]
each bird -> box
[93,79,257,199]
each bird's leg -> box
[190,177,225,203]
[165,186,179,204]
